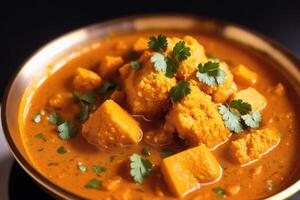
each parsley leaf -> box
[32,113,42,123]
[85,179,102,189]
[150,52,167,73]
[148,34,168,52]
[196,61,226,86]
[141,147,151,156]
[241,111,261,129]
[57,146,67,154]
[130,154,153,184]
[98,81,118,100]
[77,105,89,122]
[130,61,141,70]
[230,99,252,115]
[218,105,243,133]
[57,121,77,140]
[92,165,107,174]
[78,162,88,172]
[172,41,191,62]
[165,57,179,78]
[212,187,226,198]
[160,149,173,158]
[170,81,191,103]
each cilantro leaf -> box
[212,187,226,198]
[129,51,139,60]
[196,61,226,86]
[57,146,67,154]
[78,162,88,172]
[130,61,141,70]
[141,147,151,156]
[148,34,168,52]
[170,81,191,103]
[160,149,173,158]
[98,81,118,100]
[57,121,77,140]
[218,105,243,133]
[92,165,107,174]
[165,57,179,78]
[230,99,252,115]
[77,105,89,122]
[85,179,102,189]
[241,111,261,129]
[130,154,153,184]
[72,91,96,104]
[48,112,64,125]
[35,133,46,141]
[172,41,191,62]
[150,52,167,72]
[32,113,42,123]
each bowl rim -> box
[1,14,300,199]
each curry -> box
[20,31,300,199]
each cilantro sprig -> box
[170,81,191,103]
[130,154,153,184]
[196,61,226,86]
[148,34,168,52]
[57,121,77,139]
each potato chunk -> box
[98,56,124,78]
[232,64,257,86]
[161,144,221,197]
[165,85,230,149]
[232,87,266,111]
[230,128,280,165]
[82,100,142,149]
[73,67,102,92]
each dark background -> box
[1,0,300,199]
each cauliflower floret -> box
[230,128,280,165]
[124,51,176,118]
[82,100,142,149]
[165,85,230,149]
[73,67,102,92]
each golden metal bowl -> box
[1,15,300,199]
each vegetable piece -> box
[85,179,102,189]
[212,187,226,198]
[32,113,42,123]
[160,149,173,158]
[170,81,191,103]
[218,105,243,133]
[150,52,167,73]
[232,64,257,86]
[82,100,142,149]
[230,99,252,115]
[98,81,118,100]
[230,128,280,165]
[130,154,153,184]
[148,34,168,52]
[57,121,77,140]
[57,146,67,154]
[98,56,124,78]
[78,162,88,172]
[161,144,221,197]
[172,41,191,62]
[141,147,151,156]
[129,61,140,70]
[92,165,107,174]
[73,67,102,92]
[196,61,226,86]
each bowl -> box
[2,14,300,199]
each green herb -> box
[160,149,173,158]
[48,162,59,166]
[135,188,144,192]
[72,91,96,104]
[212,187,226,198]
[218,105,243,133]
[165,57,179,78]
[129,51,139,60]
[196,61,226,86]
[220,162,227,170]
[37,148,44,152]
[77,105,89,122]
[170,81,191,103]
[78,162,88,172]
[241,111,261,129]
[85,179,102,189]
[130,61,141,70]
[148,34,168,52]
[130,154,153,184]
[110,155,117,162]
[32,113,42,123]
[98,81,119,100]
[92,165,107,174]
[57,121,77,140]
[57,146,67,154]
[48,112,59,125]
[141,147,151,156]
[172,41,191,62]
[150,52,167,72]
[230,99,252,115]
[35,133,46,142]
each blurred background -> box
[0,0,299,199]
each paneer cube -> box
[232,64,258,86]
[161,144,221,197]
[73,67,102,92]
[133,37,148,52]
[98,56,124,78]
[232,87,266,111]
[230,128,280,165]
[82,100,142,149]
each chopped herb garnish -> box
[72,91,96,104]
[220,162,227,170]
[37,148,44,152]
[230,99,252,115]
[148,34,168,52]
[165,57,179,78]
[196,61,226,86]
[57,121,77,140]
[241,111,261,129]
[48,162,59,166]
[130,154,153,184]
[77,105,89,122]
[98,81,118,100]
[172,41,191,63]
[48,112,59,125]
[160,149,173,158]
[150,52,167,73]
[32,113,42,123]
[218,105,243,133]
[110,155,117,162]
[130,61,141,70]
[129,51,139,60]
[212,187,226,198]
[92,165,107,174]
[135,188,144,192]
[78,162,88,172]
[85,179,102,189]
[170,81,191,103]
[35,133,46,142]
[57,146,67,154]
[141,147,151,156]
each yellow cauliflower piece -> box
[73,67,102,92]
[230,128,280,165]
[124,51,176,118]
[98,56,124,78]
[165,85,230,149]
[161,144,221,197]
[82,100,142,149]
